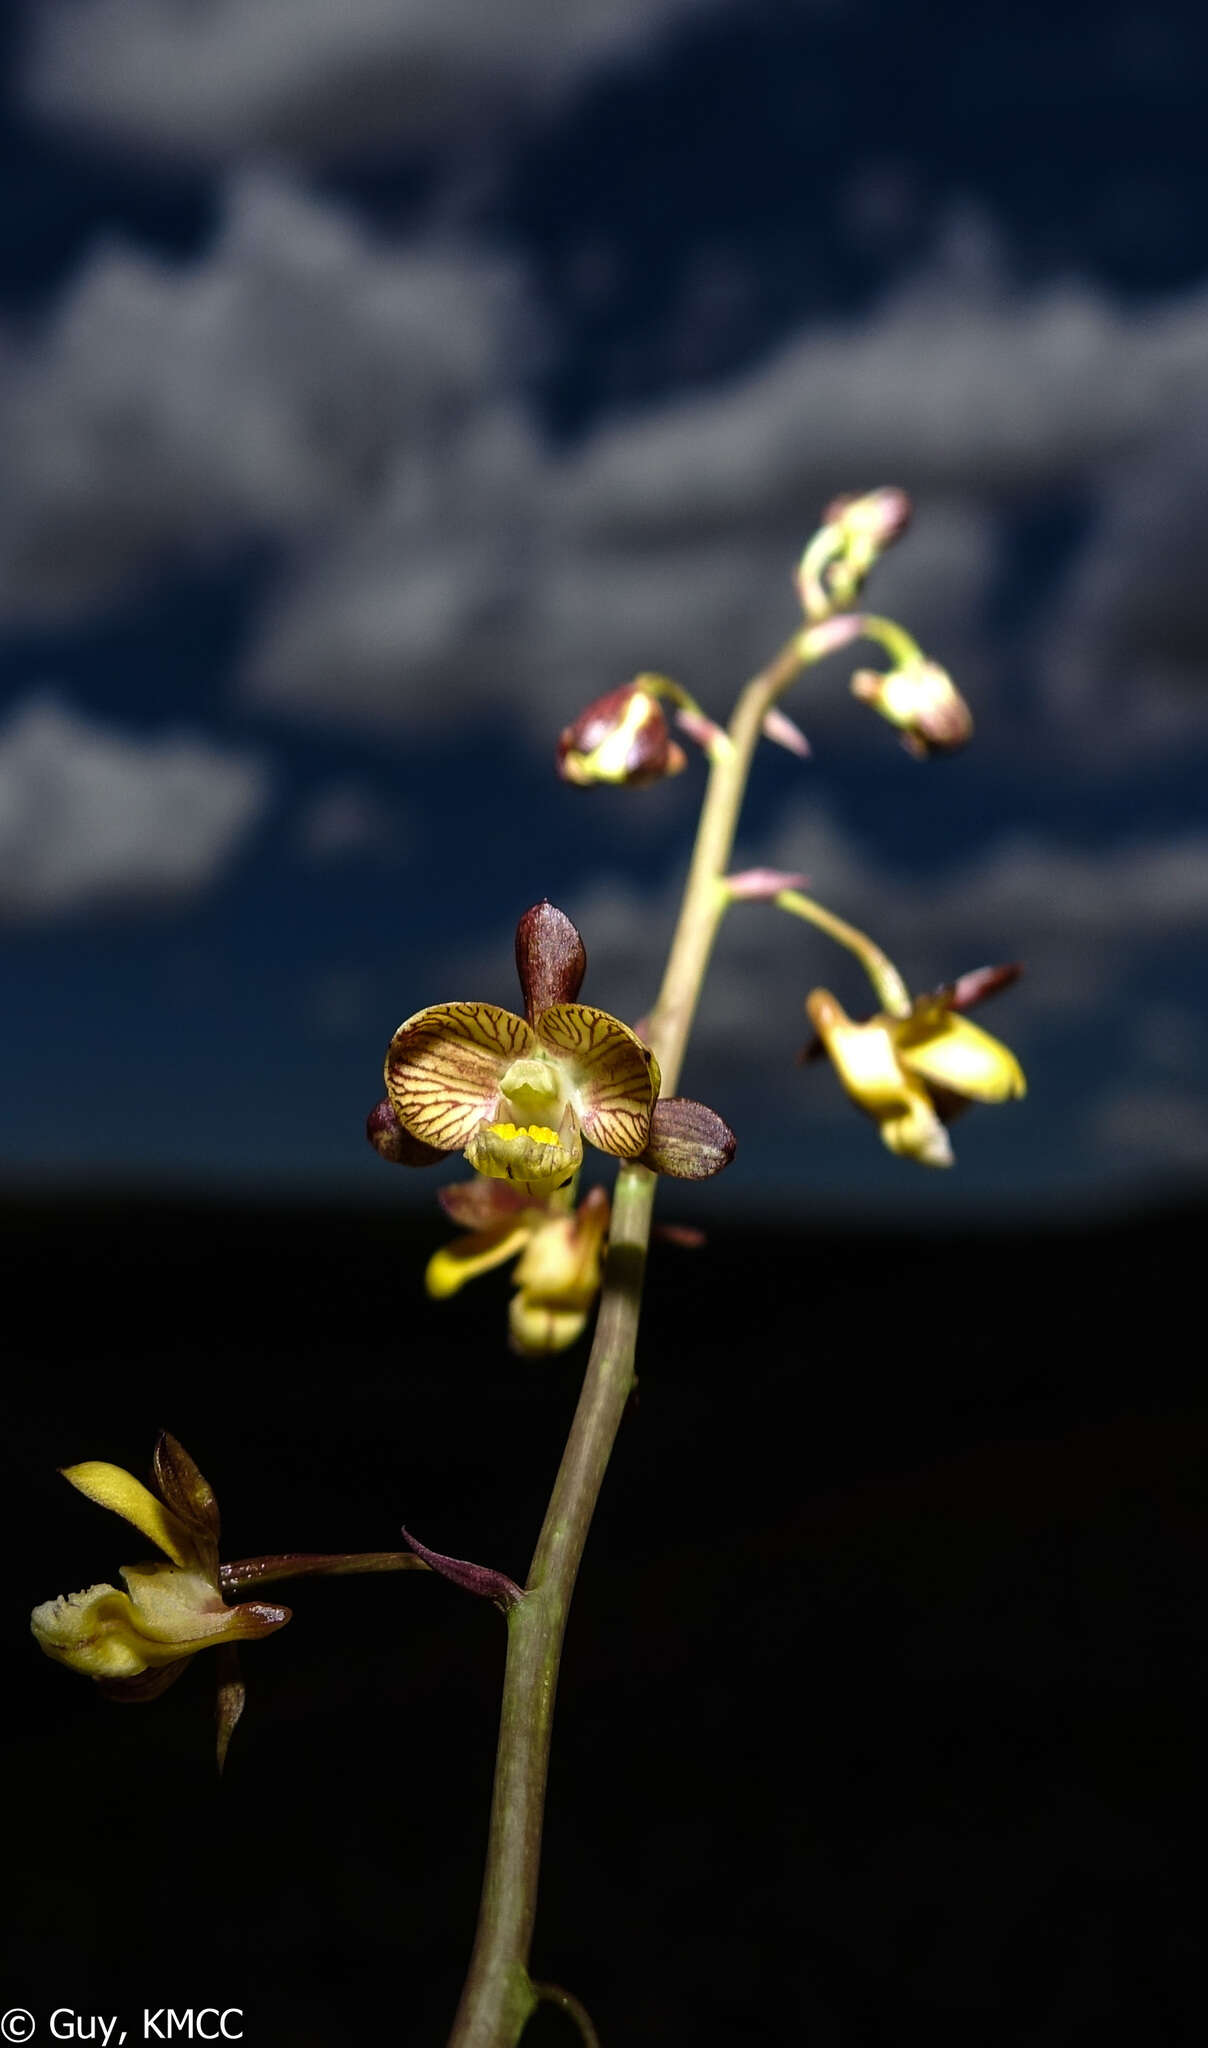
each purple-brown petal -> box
[638,1098,737,1179]
[366,1098,454,1166]
[385,1003,533,1151]
[437,1179,535,1228]
[514,901,587,1022]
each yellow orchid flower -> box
[377,903,736,1201]
[32,1435,289,1754]
[805,965,1025,1168]
[426,1179,610,1357]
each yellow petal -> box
[508,1292,590,1356]
[807,993,910,1116]
[897,1011,1026,1103]
[512,1195,608,1305]
[877,1085,954,1168]
[386,1002,535,1152]
[425,1220,533,1299]
[538,1004,660,1158]
[60,1462,199,1569]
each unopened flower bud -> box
[850,660,973,758]
[797,488,913,619]
[557,679,687,788]
[821,486,912,553]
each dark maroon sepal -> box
[366,1098,452,1166]
[437,1179,532,1228]
[402,1528,524,1611]
[153,1431,220,1573]
[514,901,587,1022]
[935,962,1023,1013]
[638,1098,736,1179]
[215,1645,245,1776]
[98,1658,190,1705]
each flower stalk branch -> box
[447,622,843,2047]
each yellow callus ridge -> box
[464,1111,583,1191]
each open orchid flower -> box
[427,1179,611,1357]
[804,963,1025,1167]
[374,903,735,1200]
[31,1434,289,1767]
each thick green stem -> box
[446,628,825,2048]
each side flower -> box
[804,965,1025,1167]
[32,1434,289,1766]
[373,902,735,1200]
[426,1180,611,1357]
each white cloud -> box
[1042,402,1208,761]
[9,183,1208,771]
[0,173,523,620]
[25,0,717,163]
[294,783,407,861]
[245,213,1208,749]
[0,695,269,918]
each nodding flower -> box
[426,1179,611,1357]
[31,1434,288,1768]
[804,967,1025,1168]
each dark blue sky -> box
[3,0,1207,1216]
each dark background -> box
[5,0,1208,2037]
[5,1194,1203,2044]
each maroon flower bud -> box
[557,679,688,788]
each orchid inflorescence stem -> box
[446,623,844,2048]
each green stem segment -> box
[772,889,912,1018]
[446,630,828,2048]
